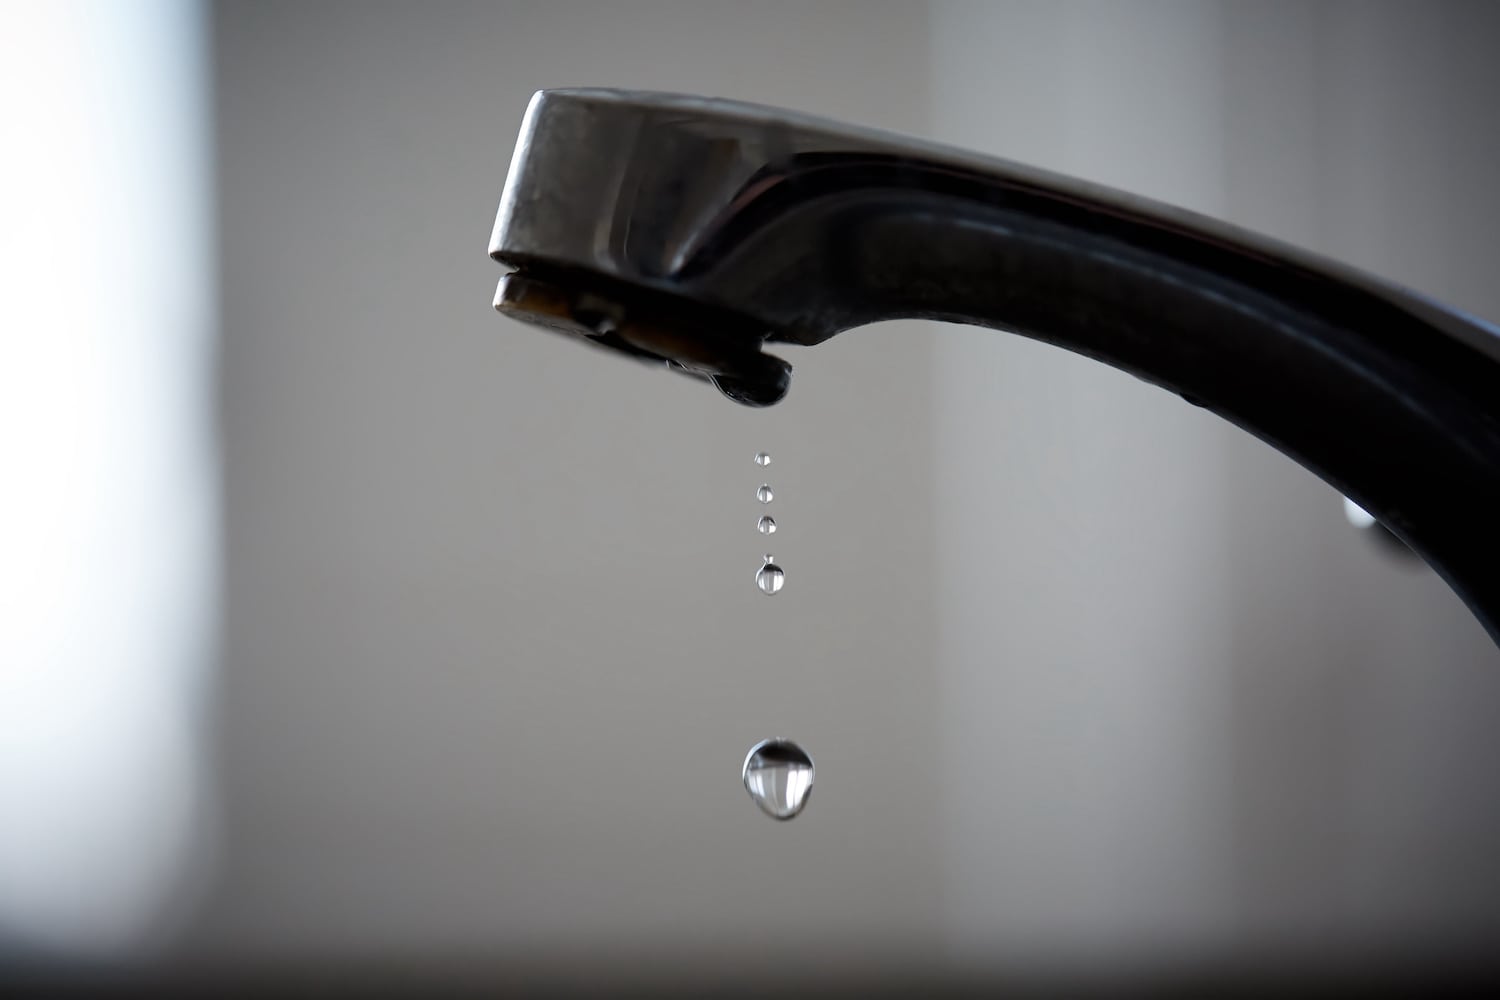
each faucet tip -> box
[494,267,791,406]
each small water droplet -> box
[754,452,771,467]
[755,559,784,595]
[756,484,774,503]
[757,515,777,534]
[742,738,814,820]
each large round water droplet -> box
[757,515,776,534]
[756,484,774,503]
[754,452,771,467]
[755,559,784,595]
[742,738,814,820]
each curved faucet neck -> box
[491,88,1500,643]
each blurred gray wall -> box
[203,0,943,974]
[198,0,1500,977]
[932,0,1500,970]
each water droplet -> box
[756,484,774,503]
[757,515,777,534]
[754,452,771,467]
[742,738,814,820]
[755,559,784,595]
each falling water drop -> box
[742,738,814,820]
[757,515,777,535]
[754,451,771,467]
[756,484,774,503]
[755,557,785,595]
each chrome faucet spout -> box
[490,88,1500,643]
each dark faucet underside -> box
[490,89,1500,644]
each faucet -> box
[489,88,1500,644]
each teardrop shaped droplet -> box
[742,738,814,820]
[757,515,777,534]
[755,559,784,595]
[754,451,771,467]
[756,484,774,503]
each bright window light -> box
[0,0,217,954]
